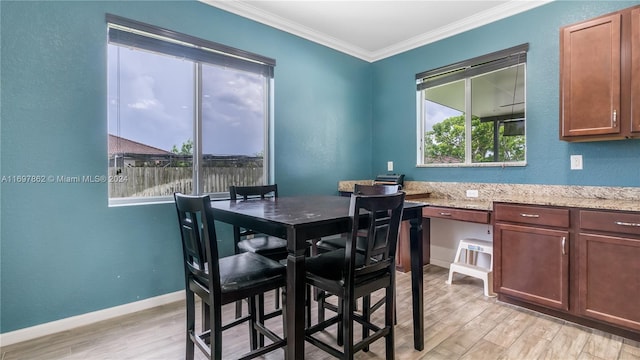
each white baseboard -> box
[429,258,451,269]
[0,290,184,347]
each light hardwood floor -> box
[2,266,639,360]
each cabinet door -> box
[494,223,569,311]
[578,233,640,331]
[560,14,621,138]
[632,8,640,133]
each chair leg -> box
[317,289,326,323]
[202,302,210,332]
[337,300,344,347]
[385,284,395,360]
[362,295,371,352]
[258,293,266,347]
[275,288,280,310]
[343,293,355,360]
[281,288,287,338]
[305,285,312,328]
[235,300,243,319]
[248,296,259,351]
[185,290,195,360]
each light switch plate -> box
[570,155,583,170]
[387,161,393,172]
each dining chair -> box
[314,184,401,327]
[173,193,286,360]
[315,184,400,252]
[229,184,288,320]
[304,191,405,359]
[229,184,288,261]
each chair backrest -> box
[229,184,278,200]
[173,193,221,292]
[229,184,278,248]
[344,192,405,283]
[353,184,400,195]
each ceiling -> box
[201,0,552,62]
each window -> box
[107,15,274,205]
[416,44,527,167]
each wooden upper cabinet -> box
[632,8,640,134]
[560,5,640,141]
[560,13,621,139]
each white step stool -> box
[446,238,496,297]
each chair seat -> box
[195,252,286,298]
[315,231,374,253]
[238,236,288,258]
[306,249,366,281]
[315,236,348,252]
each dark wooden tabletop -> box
[211,195,426,226]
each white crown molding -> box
[370,0,555,61]
[200,0,374,60]
[200,0,553,62]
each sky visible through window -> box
[424,100,462,131]
[107,44,265,156]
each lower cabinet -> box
[577,210,640,331]
[494,223,569,311]
[494,203,640,339]
[494,204,570,311]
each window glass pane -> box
[108,44,194,199]
[423,80,465,164]
[470,64,525,163]
[200,64,266,192]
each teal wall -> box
[0,1,370,333]
[2,0,639,334]
[372,0,640,186]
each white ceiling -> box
[201,0,552,62]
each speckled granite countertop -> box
[338,181,640,212]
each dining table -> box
[210,195,427,359]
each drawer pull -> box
[612,109,617,127]
[614,221,640,227]
[561,236,566,255]
[439,212,452,216]
[520,213,540,218]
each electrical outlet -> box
[387,161,393,172]
[570,155,583,170]
[466,189,479,198]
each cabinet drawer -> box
[494,203,569,228]
[580,210,640,236]
[422,206,490,224]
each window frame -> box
[416,43,528,168]
[106,15,275,206]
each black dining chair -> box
[315,184,400,252]
[173,193,286,360]
[229,184,288,261]
[229,184,289,319]
[304,191,405,359]
[314,184,401,328]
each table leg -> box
[285,229,306,359]
[410,214,426,351]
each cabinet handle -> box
[520,213,540,218]
[612,110,617,127]
[561,236,566,255]
[439,212,452,216]
[615,221,640,227]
